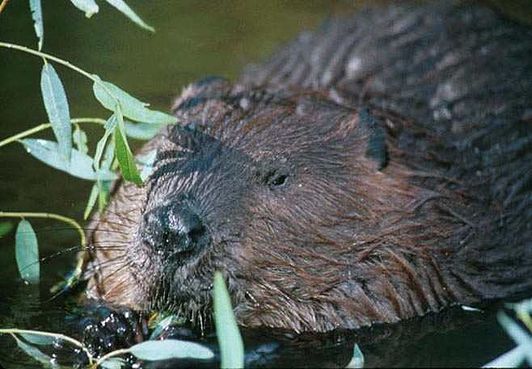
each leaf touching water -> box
[29,0,44,50]
[213,271,244,369]
[92,76,176,125]
[21,139,117,181]
[40,63,72,160]
[127,339,214,361]
[15,220,40,284]
[103,0,155,32]
[69,0,99,18]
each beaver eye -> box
[265,171,289,189]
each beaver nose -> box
[142,202,207,255]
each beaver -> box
[84,1,532,334]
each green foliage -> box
[127,339,214,361]
[29,0,43,50]
[40,62,72,160]
[483,299,532,368]
[213,271,245,369]
[15,220,40,284]
[69,0,99,18]
[345,344,365,368]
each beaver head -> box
[87,78,529,333]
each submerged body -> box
[86,2,532,333]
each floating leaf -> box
[14,337,56,367]
[21,139,117,181]
[0,222,13,239]
[73,125,88,155]
[113,107,143,185]
[128,339,214,361]
[213,271,244,369]
[92,76,176,125]
[345,344,365,368]
[15,220,40,284]
[29,0,44,50]
[69,0,99,18]
[103,0,155,32]
[41,63,72,160]
[125,121,164,140]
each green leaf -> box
[94,115,117,171]
[21,139,117,181]
[15,220,40,284]
[101,358,125,369]
[483,346,527,368]
[14,337,56,367]
[73,125,88,155]
[40,62,72,160]
[213,271,244,369]
[69,0,99,18]
[92,76,176,125]
[125,121,164,140]
[83,183,99,220]
[345,344,365,368]
[103,0,155,32]
[29,0,44,50]
[20,333,55,346]
[128,339,214,361]
[0,222,13,239]
[113,107,143,185]
[149,315,183,340]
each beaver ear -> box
[358,107,389,170]
[172,76,231,113]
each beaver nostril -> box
[142,202,207,256]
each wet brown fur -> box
[85,2,532,333]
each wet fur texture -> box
[85,2,532,333]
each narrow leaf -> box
[101,358,125,369]
[69,0,99,18]
[14,337,56,367]
[29,0,44,50]
[20,333,55,346]
[92,76,176,125]
[103,0,155,32]
[83,183,99,220]
[345,344,365,368]
[483,346,526,368]
[15,220,40,284]
[0,222,13,239]
[41,63,72,160]
[125,121,164,140]
[21,139,117,181]
[94,115,117,171]
[129,339,214,361]
[149,315,183,340]
[113,107,143,185]
[213,271,244,369]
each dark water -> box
[0,1,521,368]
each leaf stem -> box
[92,348,131,369]
[0,42,120,106]
[0,118,106,148]
[0,211,86,248]
[0,328,94,364]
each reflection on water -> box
[0,0,516,367]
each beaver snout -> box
[141,201,208,259]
